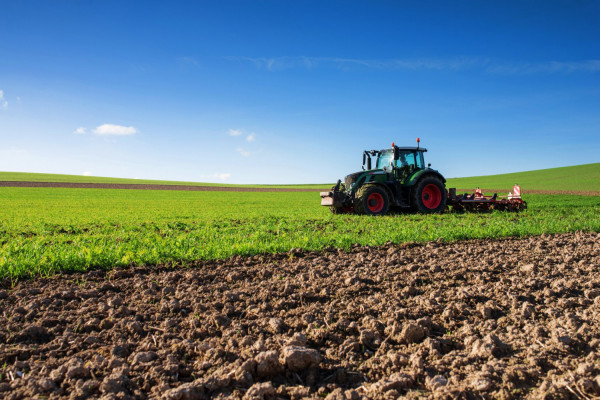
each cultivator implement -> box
[447,187,527,212]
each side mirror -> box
[428,163,431,168]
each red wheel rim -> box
[367,193,384,213]
[422,184,441,209]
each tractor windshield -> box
[376,149,426,170]
[376,150,394,169]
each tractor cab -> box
[383,147,426,180]
[364,146,426,170]
[362,144,428,183]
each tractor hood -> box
[344,171,363,188]
[344,169,387,189]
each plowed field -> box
[1,232,599,399]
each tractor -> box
[321,139,447,215]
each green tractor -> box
[320,139,447,215]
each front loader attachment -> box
[321,180,353,213]
[320,180,343,207]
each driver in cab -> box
[397,153,412,181]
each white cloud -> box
[237,147,251,157]
[213,172,231,180]
[82,171,92,176]
[229,56,600,75]
[177,56,201,67]
[74,127,87,135]
[246,133,256,142]
[486,60,600,75]
[228,129,243,136]
[229,56,481,72]
[93,124,138,136]
[229,56,315,71]
[0,90,7,109]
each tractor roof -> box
[387,147,428,152]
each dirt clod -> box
[398,322,426,344]
[243,381,275,400]
[255,351,283,378]
[281,346,320,372]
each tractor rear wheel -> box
[354,185,390,216]
[411,177,447,213]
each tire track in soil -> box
[0,232,599,399]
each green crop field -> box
[1,186,599,281]
[446,163,600,192]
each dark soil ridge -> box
[1,232,599,399]
[1,181,599,195]
[0,181,324,192]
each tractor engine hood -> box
[344,171,363,188]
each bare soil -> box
[1,232,599,399]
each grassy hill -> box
[0,171,330,189]
[446,163,600,192]
[2,162,599,192]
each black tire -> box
[328,183,349,214]
[354,185,390,216]
[411,176,447,213]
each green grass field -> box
[446,163,600,192]
[1,187,599,281]
[1,163,599,281]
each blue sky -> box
[1,0,598,184]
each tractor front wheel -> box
[355,185,390,216]
[411,177,447,213]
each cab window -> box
[395,151,416,168]
[416,152,425,168]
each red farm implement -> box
[447,187,527,212]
